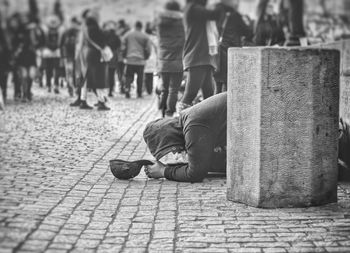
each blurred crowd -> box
[0,0,349,113]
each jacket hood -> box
[143,117,185,160]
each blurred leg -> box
[166,72,183,116]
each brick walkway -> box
[0,86,350,253]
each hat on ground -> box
[110,159,154,180]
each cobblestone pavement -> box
[1,85,350,253]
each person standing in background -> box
[116,19,130,94]
[156,0,185,117]
[41,15,64,94]
[85,14,110,110]
[177,0,220,112]
[254,0,285,46]
[70,9,93,109]
[143,21,158,95]
[214,0,252,93]
[103,20,121,97]
[61,17,80,97]
[122,21,151,99]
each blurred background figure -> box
[12,13,38,102]
[103,20,121,97]
[254,0,285,46]
[61,16,80,96]
[143,21,158,96]
[177,0,220,113]
[156,0,185,118]
[214,0,253,93]
[70,8,92,109]
[85,11,111,110]
[122,21,151,99]
[0,4,11,105]
[41,14,64,94]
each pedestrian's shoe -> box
[48,87,52,93]
[125,92,130,99]
[110,159,154,180]
[79,101,93,110]
[97,102,110,111]
[70,99,81,107]
[54,87,59,94]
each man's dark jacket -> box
[144,92,227,182]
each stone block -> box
[227,47,340,208]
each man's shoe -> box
[125,92,130,99]
[79,101,93,110]
[54,87,59,94]
[70,99,81,107]
[97,102,110,111]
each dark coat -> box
[104,29,121,68]
[215,3,253,83]
[85,18,109,89]
[12,25,37,67]
[182,2,220,70]
[156,10,185,73]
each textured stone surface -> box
[227,47,340,208]
[0,84,350,252]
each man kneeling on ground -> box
[143,92,227,182]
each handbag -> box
[85,30,114,62]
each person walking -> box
[0,15,11,104]
[156,0,185,117]
[143,22,158,95]
[12,13,37,102]
[254,0,285,46]
[103,21,121,97]
[61,17,80,97]
[214,0,252,93]
[41,15,64,94]
[177,0,220,112]
[122,21,151,98]
[70,9,92,109]
[85,15,110,110]
[115,19,130,94]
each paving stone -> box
[0,84,350,253]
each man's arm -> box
[164,126,214,182]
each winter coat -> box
[143,92,227,182]
[156,10,185,73]
[215,3,252,83]
[104,29,121,69]
[122,30,151,66]
[85,18,109,89]
[183,2,220,70]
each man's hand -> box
[144,161,166,179]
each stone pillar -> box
[227,47,340,208]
